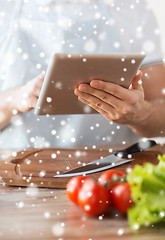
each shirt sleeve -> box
[133,1,163,64]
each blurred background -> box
[148,0,165,57]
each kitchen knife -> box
[54,140,156,178]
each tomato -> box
[66,176,90,204]
[78,178,111,216]
[98,170,125,191]
[111,182,134,215]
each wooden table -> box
[1,145,165,240]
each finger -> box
[78,84,123,110]
[21,86,41,99]
[36,76,44,87]
[33,87,42,98]
[78,96,113,121]
[76,90,116,117]
[90,80,130,100]
[130,70,143,90]
[19,96,38,112]
[32,72,45,87]
[27,75,44,97]
[30,96,38,108]
[37,71,46,80]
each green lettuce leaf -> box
[127,154,165,229]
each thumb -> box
[130,70,143,90]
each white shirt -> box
[0,0,162,149]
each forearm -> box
[128,99,165,138]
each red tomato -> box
[98,170,125,191]
[78,178,111,216]
[66,176,90,205]
[111,182,134,215]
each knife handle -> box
[114,140,156,158]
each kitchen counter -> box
[0,144,165,240]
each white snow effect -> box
[143,40,155,53]
[84,204,91,211]
[60,120,66,126]
[58,17,72,30]
[84,39,97,52]
[154,28,160,35]
[22,53,29,60]
[17,47,22,53]
[52,223,65,237]
[51,129,57,135]
[51,153,57,159]
[55,81,62,89]
[44,211,50,219]
[70,137,76,143]
[11,151,17,157]
[46,97,52,103]
[39,170,46,177]
[83,105,92,113]
[40,52,45,58]
[11,115,23,126]
[108,148,113,153]
[74,151,81,157]
[12,109,18,115]
[126,167,132,173]
[98,216,103,220]
[113,41,120,48]
[25,159,31,165]
[98,31,106,40]
[17,201,24,208]
[144,73,148,77]
[133,224,140,230]
[26,186,39,197]
[117,228,124,235]
[129,39,134,44]
[36,63,42,69]
[30,136,50,148]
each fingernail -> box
[75,90,82,95]
[79,85,87,91]
[91,81,99,87]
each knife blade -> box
[54,140,156,178]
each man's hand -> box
[8,72,45,113]
[0,72,45,129]
[74,70,153,136]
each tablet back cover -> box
[35,54,145,115]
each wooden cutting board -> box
[0,147,160,189]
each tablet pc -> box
[35,53,145,115]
